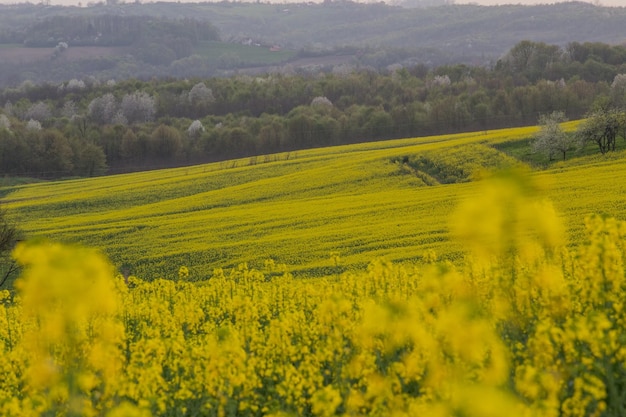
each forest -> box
[2,1,626,86]
[1,40,626,177]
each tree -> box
[120,129,141,162]
[26,119,42,131]
[71,140,107,177]
[149,125,183,160]
[503,40,536,74]
[37,130,75,175]
[532,111,575,161]
[188,82,215,118]
[61,100,78,120]
[0,128,29,175]
[187,120,205,139]
[0,204,19,288]
[0,114,10,131]
[577,109,624,154]
[120,92,156,124]
[66,79,86,91]
[257,119,286,151]
[88,93,117,125]
[24,101,51,122]
[311,96,333,107]
[500,41,564,82]
[611,74,626,108]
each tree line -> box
[6,15,219,48]
[1,40,626,178]
[0,15,222,86]
[498,40,626,83]
[3,1,626,87]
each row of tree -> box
[0,125,106,177]
[1,42,626,177]
[533,104,626,162]
[11,15,220,48]
[498,41,626,83]
[0,15,222,86]
[0,204,18,289]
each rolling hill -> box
[3,123,626,280]
[1,1,626,85]
[3,121,626,416]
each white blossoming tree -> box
[187,120,205,138]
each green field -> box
[3,124,626,280]
[195,41,296,67]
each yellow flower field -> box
[4,124,626,280]
[2,165,626,416]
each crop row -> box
[1,172,625,416]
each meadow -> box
[2,125,626,416]
[194,41,297,67]
[3,123,626,280]
[4,128,514,278]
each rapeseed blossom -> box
[1,172,624,417]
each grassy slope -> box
[3,125,626,280]
[195,41,296,66]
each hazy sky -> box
[455,0,624,5]
[1,0,624,7]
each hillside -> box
[4,119,626,417]
[3,1,624,54]
[1,1,626,85]
[4,124,626,280]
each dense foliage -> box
[2,1,626,85]
[2,39,626,177]
[0,204,19,288]
[21,15,219,48]
[1,173,626,416]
